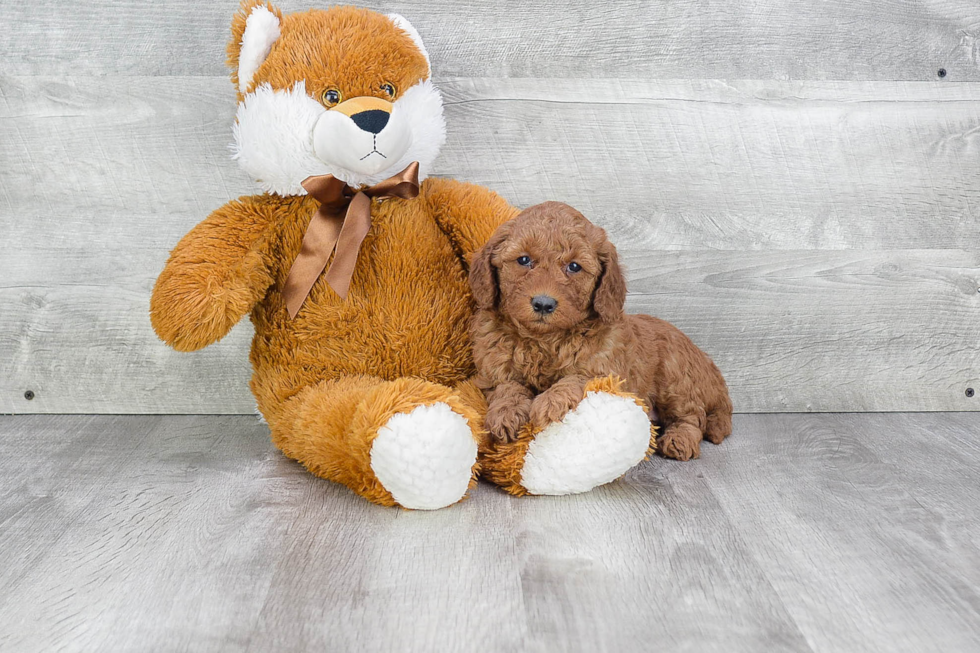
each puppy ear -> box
[593,236,627,321]
[228,1,282,95]
[469,228,509,311]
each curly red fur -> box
[469,201,733,461]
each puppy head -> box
[470,202,626,333]
[228,2,445,194]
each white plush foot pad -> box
[521,391,651,496]
[370,402,478,510]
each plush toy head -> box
[227,2,446,195]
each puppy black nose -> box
[531,295,558,315]
[350,109,390,134]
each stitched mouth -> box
[359,135,387,161]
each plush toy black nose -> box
[531,295,558,315]
[350,109,390,134]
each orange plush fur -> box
[151,4,518,507]
[228,3,426,102]
[470,202,733,461]
[479,375,657,496]
[153,4,657,507]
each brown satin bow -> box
[282,161,420,318]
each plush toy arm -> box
[423,177,520,268]
[150,197,277,352]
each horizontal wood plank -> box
[442,78,980,250]
[4,76,980,252]
[1,250,977,414]
[3,75,979,413]
[625,249,980,413]
[3,0,980,81]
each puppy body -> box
[470,202,732,461]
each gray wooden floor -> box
[1,413,978,652]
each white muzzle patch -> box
[233,79,446,196]
[313,106,412,177]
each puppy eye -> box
[380,82,397,99]
[516,255,532,267]
[322,89,342,107]
[567,262,582,273]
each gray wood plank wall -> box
[1,0,979,414]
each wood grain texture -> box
[3,0,980,80]
[441,78,980,250]
[624,249,980,413]
[3,248,978,414]
[2,413,979,651]
[5,76,980,251]
[2,78,979,413]
[3,71,980,414]
[701,413,980,652]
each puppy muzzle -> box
[531,295,558,315]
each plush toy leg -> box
[481,377,655,496]
[273,375,482,509]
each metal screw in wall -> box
[967,388,975,398]
[24,390,35,401]
[938,68,947,78]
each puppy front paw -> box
[659,423,702,461]
[529,386,584,430]
[485,403,530,443]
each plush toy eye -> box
[516,255,532,267]
[567,262,582,273]
[380,82,397,99]
[322,89,342,107]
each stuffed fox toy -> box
[150,1,655,509]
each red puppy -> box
[469,201,732,460]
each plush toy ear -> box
[388,13,431,76]
[228,1,283,94]
[469,228,510,311]
[593,235,627,322]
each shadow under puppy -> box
[469,201,732,460]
